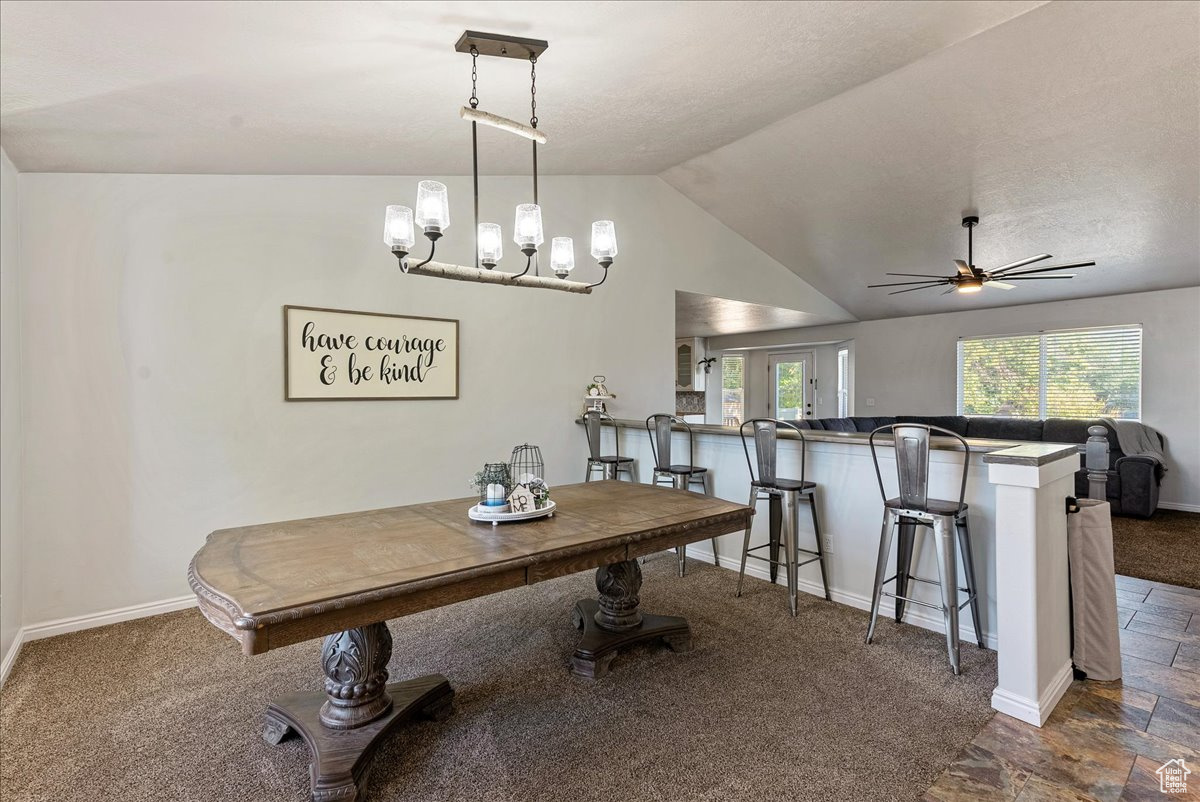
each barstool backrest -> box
[583,410,619,461]
[739,418,806,487]
[646,414,694,472]
[868,424,970,514]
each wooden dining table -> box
[188,480,753,802]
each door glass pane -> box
[774,361,805,420]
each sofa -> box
[794,415,1163,518]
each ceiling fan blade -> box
[889,284,944,295]
[1001,275,1076,280]
[954,259,973,277]
[989,253,1053,274]
[885,272,949,278]
[941,287,957,295]
[983,281,1016,290]
[868,280,946,288]
[1002,261,1096,277]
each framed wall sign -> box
[284,305,459,401]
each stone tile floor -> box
[925,575,1200,801]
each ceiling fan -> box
[868,216,1096,296]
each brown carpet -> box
[1,558,996,802]
[1112,509,1200,590]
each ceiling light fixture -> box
[383,31,618,295]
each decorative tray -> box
[468,500,556,526]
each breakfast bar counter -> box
[581,416,1081,727]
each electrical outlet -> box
[823,534,834,554]
[866,397,876,407]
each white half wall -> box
[14,173,849,625]
[709,288,1200,509]
[0,148,23,662]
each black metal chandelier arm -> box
[412,238,438,271]
[586,264,610,289]
[513,253,533,279]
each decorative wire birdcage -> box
[509,444,544,485]
[474,462,513,508]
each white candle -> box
[485,483,506,505]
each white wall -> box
[15,173,848,624]
[709,288,1200,508]
[1,149,22,660]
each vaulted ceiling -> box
[2,0,1197,320]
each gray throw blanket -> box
[1101,418,1166,468]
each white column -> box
[985,445,1080,727]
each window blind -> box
[721,354,745,426]
[957,325,1141,419]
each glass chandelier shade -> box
[415,180,450,233]
[383,206,415,252]
[514,204,544,250]
[550,237,575,277]
[477,223,503,266]
[590,220,618,262]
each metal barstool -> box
[583,410,636,482]
[646,414,718,577]
[865,424,985,675]
[735,419,831,616]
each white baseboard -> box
[682,546,998,650]
[990,660,1074,727]
[1,631,25,686]
[1158,501,1200,513]
[22,595,197,642]
[1,595,197,686]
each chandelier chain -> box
[529,54,538,128]
[469,46,479,109]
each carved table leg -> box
[571,558,692,679]
[262,622,454,802]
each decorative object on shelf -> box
[509,443,545,486]
[867,215,1096,296]
[471,463,513,511]
[283,306,458,401]
[698,357,717,375]
[584,375,615,414]
[383,31,619,295]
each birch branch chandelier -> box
[383,31,618,295]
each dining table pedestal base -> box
[570,558,692,679]
[261,621,454,802]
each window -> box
[957,325,1141,419]
[721,354,745,426]
[837,348,850,418]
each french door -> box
[767,351,814,420]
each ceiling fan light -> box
[957,278,984,293]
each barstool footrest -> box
[744,552,823,569]
[881,574,972,595]
[880,591,945,612]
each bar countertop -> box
[579,417,1081,464]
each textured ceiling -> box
[675,291,836,338]
[0,0,1042,174]
[662,0,1200,320]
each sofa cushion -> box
[966,417,1045,441]
[817,417,858,432]
[895,415,970,436]
[851,416,898,432]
